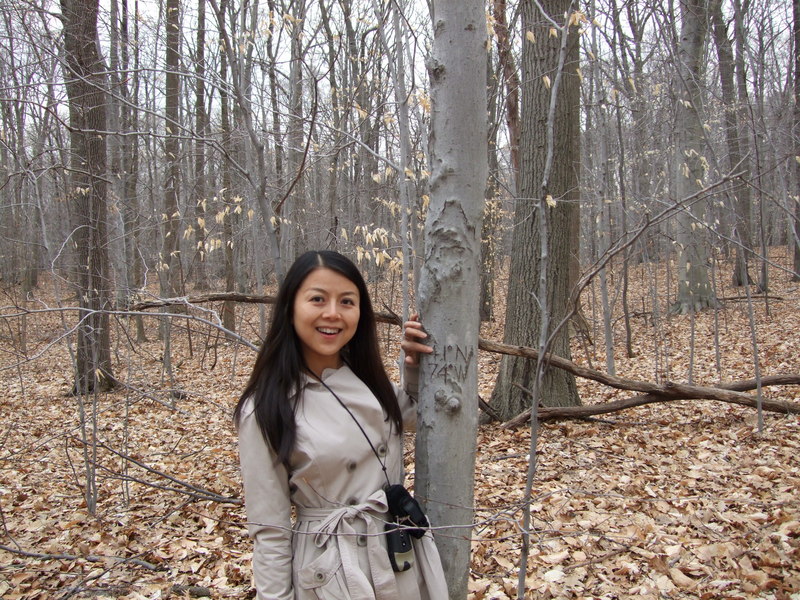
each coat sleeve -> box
[238,402,295,600]
[398,363,419,431]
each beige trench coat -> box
[238,364,448,600]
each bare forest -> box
[1,0,799,598]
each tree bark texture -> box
[673,0,716,313]
[416,1,487,597]
[490,0,582,419]
[710,0,753,287]
[192,0,210,290]
[502,376,800,428]
[60,0,115,393]
[161,0,182,299]
[482,51,501,322]
[793,0,800,280]
[218,32,236,333]
[492,0,521,186]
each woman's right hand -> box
[401,314,433,366]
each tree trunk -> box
[793,0,800,280]
[119,0,146,341]
[672,0,715,313]
[415,1,487,597]
[318,1,342,250]
[60,0,115,393]
[161,0,183,299]
[710,0,753,287]
[490,0,582,419]
[285,0,307,259]
[492,0,521,187]
[106,0,128,307]
[481,52,500,323]
[218,21,236,334]
[193,0,210,290]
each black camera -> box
[385,484,429,539]
[385,522,414,572]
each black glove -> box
[385,484,430,539]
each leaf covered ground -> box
[0,251,798,599]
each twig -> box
[83,437,241,505]
[563,547,629,572]
[0,543,158,570]
[170,584,214,598]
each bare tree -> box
[217,0,236,332]
[192,0,211,290]
[60,0,115,393]
[710,0,753,287]
[794,0,800,280]
[161,0,184,300]
[672,0,715,313]
[490,0,582,419]
[415,0,487,596]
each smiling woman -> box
[232,250,447,599]
[292,267,361,377]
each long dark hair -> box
[233,250,402,468]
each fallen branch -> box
[480,337,800,397]
[131,292,277,311]
[170,584,214,598]
[128,294,800,425]
[130,293,402,329]
[717,294,784,302]
[0,543,158,570]
[502,375,800,428]
[481,338,682,394]
[77,438,242,505]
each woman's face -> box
[293,267,361,377]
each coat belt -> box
[296,489,400,600]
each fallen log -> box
[479,338,677,395]
[129,293,800,426]
[131,292,276,311]
[501,375,800,428]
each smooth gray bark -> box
[415,1,487,597]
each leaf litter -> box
[0,251,798,599]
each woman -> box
[234,250,447,599]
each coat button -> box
[377,443,387,457]
[346,459,357,472]
[314,571,325,582]
[357,535,367,546]
[347,496,359,506]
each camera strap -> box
[311,372,392,489]
[311,370,427,574]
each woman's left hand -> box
[401,315,433,365]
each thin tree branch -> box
[0,543,159,570]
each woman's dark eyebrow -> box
[305,287,358,297]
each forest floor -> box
[0,249,798,599]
